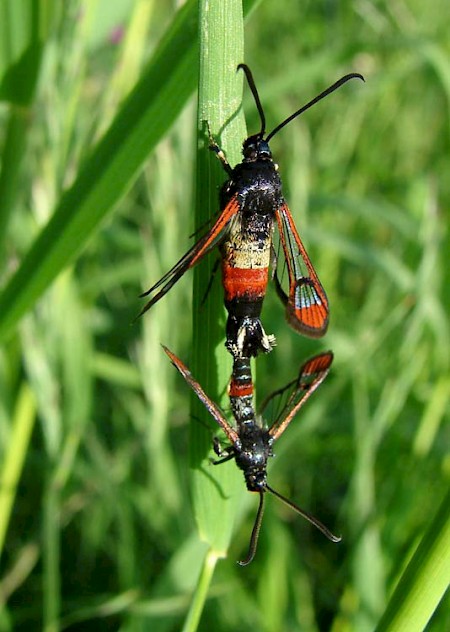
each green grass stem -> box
[189,0,246,557]
[181,549,219,632]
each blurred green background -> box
[0,1,448,630]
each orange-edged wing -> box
[267,351,333,441]
[274,203,329,337]
[139,197,240,316]
[162,346,240,447]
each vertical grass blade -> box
[0,384,36,558]
[375,487,450,632]
[189,0,246,560]
[0,0,55,256]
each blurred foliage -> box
[0,0,448,631]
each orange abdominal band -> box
[222,266,269,302]
[228,380,253,398]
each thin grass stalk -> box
[181,549,219,632]
[42,476,61,632]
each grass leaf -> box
[0,0,199,342]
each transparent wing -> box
[265,351,333,440]
[139,197,240,316]
[274,203,329,337]
[162,346,240,446]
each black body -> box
[163,345,339,565]
[215,137,282,358]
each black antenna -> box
[266,73,365,142]
[238,63,266,138]
[266,483,341,543]
[238,492,266,566]
[238,484,340,566]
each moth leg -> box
[207,124,234,177]
[211,437,235,464]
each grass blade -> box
[189,0,246,561]
[0,384,36,558]
[375,487,450,632]
[0,0,199,342]
[0,0,55,256]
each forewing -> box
[267,351,333,440]
[275,203,329,337]
[139,197,240,316]
[162,346,240,446]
